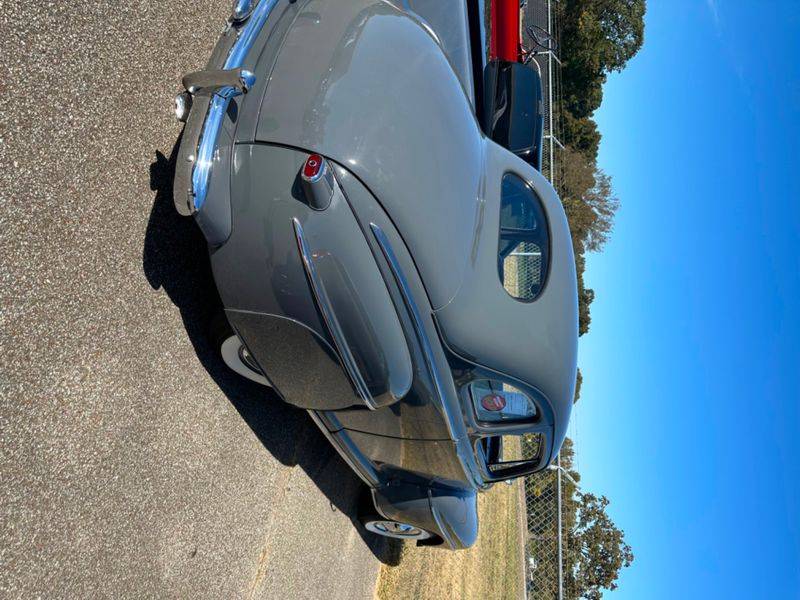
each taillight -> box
[300,154,334,210]
[302,154,324,180]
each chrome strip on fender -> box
[307,411,380,488]
[292,218,378,411]
[369,223,483,488]
[427,490,458,550]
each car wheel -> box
[209,313,272,387]
[361,517,433,541]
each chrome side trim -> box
[369,223,483,488]
[307,411,380,488]
[369,223,459,438]
[292,218,378,411]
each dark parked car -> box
[172,0,577,549]
[485,0,548,171]
[483,58,546,171]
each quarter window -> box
[498,174,549,301]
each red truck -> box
[490,0,524,62]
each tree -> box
[573,368,583,403]
[590,0,647,73]
[581,168,619,253]
[566,493,634,599]
[562,111,602,159]
[560,0,646,119]
[560,148,620,255]
[554,0,642,342]
[578,282,594,336]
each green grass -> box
[375,439,524,600]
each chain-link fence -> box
[523,0,564,184]
[520,447,580,600]
[517,2,573,599]
[523,465,561,598]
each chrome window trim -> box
[498,171,552,302]
[292,218,378,410]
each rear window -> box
[468,379,538,423]
[498,174,549,301]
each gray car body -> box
[173,0,577,549]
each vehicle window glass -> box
[469,379,537,423]
[482,432,545,475]
[508,79,535,153]
[498,174,549,301]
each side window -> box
[498,174,550,301]
[479,432,545,478]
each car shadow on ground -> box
[143,140,402,566]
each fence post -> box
[556,452,563,600]
[547,0,555,183]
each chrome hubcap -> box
[375,522,418,535]
[364,519,431,540]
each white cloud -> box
[706,0,720,27]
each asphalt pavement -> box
[0,2,397,597]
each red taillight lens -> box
[303,154,324,180]
[299,153,334,210]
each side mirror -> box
[482,60,544,171]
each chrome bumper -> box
[172,0,280,217]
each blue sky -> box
[571,1,800,597]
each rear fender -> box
[213,144,412,409]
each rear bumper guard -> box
[173,0,280,217]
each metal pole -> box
[547,0,554,183]
[556,452,563,600]
[548,464,580,488]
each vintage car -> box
[172,0,577,549]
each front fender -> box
[372,480,478,550]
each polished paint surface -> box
[254,0,485,310]
[435,143,578,456]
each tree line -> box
[556,0,645,389]
[522,1,644,598]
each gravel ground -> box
[0,2,395,597]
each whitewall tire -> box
[211,313,272,387]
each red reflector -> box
[303,154,324,180]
